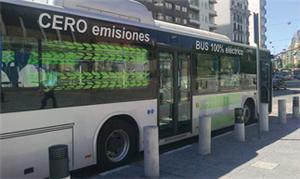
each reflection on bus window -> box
[159,52,173,103]
[219,56,240,91]
[41,41,149,91]
[1,37,154,113]
[195,53,256,94]
[195,54,219,94]
[240,55,256,90]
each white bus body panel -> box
[192,91,256,134]
[0,99,157,178]
[0,126,73,178]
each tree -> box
[284,63,295,69]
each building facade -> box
[189,0,217,31]
[215,0,250,44]
[137,0,217,32]
[248,0,267,48]
[284,30,300,67]
[274,30,300,69]
[136,0,190,27]
[290,30,300,66]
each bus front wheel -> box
[97,119,137,170]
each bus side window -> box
[219,56,240,92]
[195,53,219,94]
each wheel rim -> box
[104,129,130,162]
[244,105,251,123]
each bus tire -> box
[97,119,137,170]
[243,100,256,125]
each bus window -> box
[219,56,240,92]
[195,53,219,94]
[240,54,256,90]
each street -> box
[1,1,300,178]
[78,80,300,179]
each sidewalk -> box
[94,98,300,179]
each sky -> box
[266,0,300,54]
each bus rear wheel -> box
[97,119,137,170]
[243,101,256,125]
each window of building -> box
[234,33,238,41]
[175,17,181,23]
[183,19,187,24]
[165,2,173,9]
[154,0,163,6]
[165,15,173,22]
[175,4,181,11]
[182,6,187,12]
[189,11,199,21]
[157,13,164,20]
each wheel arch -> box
[243,97,256,111]
[93,113,140,164]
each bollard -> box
[259,103,269,132]
[234,108,245,142]
[293,96,299,119]
[144,126,159,178]
[198,116,211,155]
[278,99,287,124]
[49,145,70,179]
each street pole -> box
[254,12,262,138]
[256,42,261,138]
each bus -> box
[0,0,272,178]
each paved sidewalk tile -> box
[95,96,300,178]
[94,117,300,179]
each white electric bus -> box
[0,0,272,178]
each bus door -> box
[158,49,192,138]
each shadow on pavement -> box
[89,115,299,178]
[150,116,299,178]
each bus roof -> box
[0,0,269,51]
[155,20,230,42]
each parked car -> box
[272,78,287,90]
[281,71,293,80]
[293,69,300,80]
[294,73,300,80]
[273,71,293,81]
